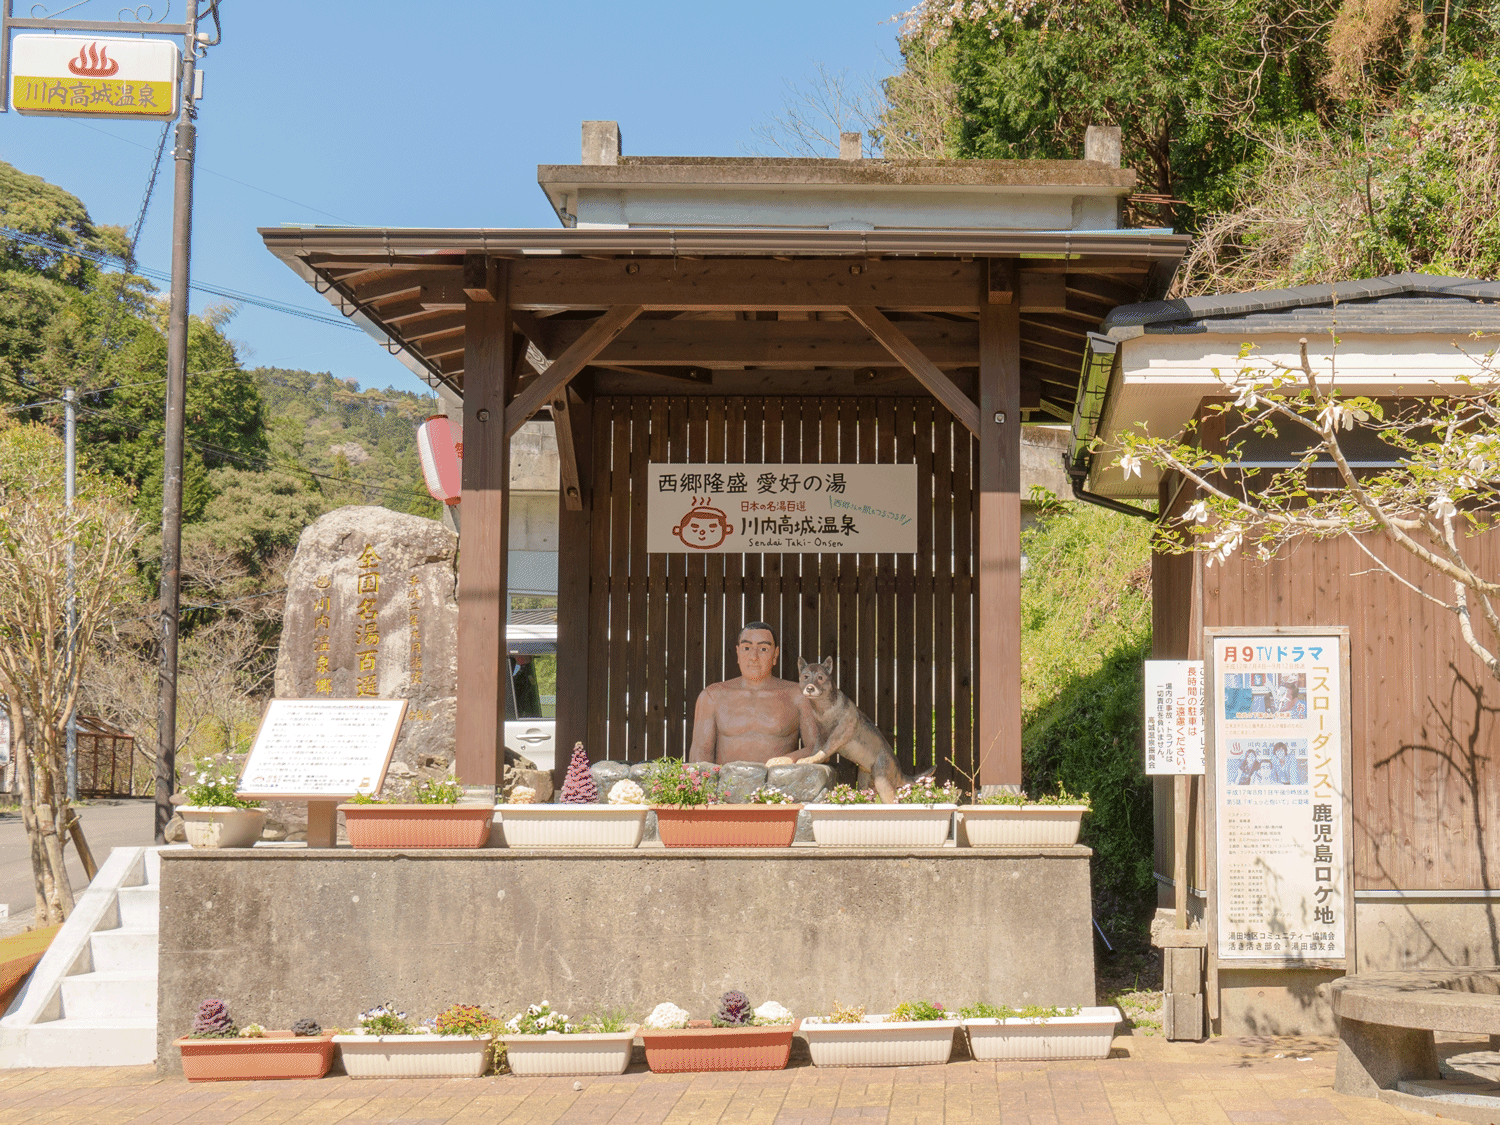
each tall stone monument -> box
[271,506,458,833]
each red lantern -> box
[416,415,462,505]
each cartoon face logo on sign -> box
[672,503,733,550]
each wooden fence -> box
[580,395,979,779]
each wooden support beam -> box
[1035,397,1072,421]
[978,290,1022,789]
[510,258,982,312]
[454,259,512,791]
[552,393,583,512]
[511,309,559,359]
[505,305,643,437]
[463,252,500,302]
[553,393,592,759]
[402,312,465,343]
[846,306,981,435]
[987,258,1016,305]
[543,316,980,368]
[1065,273,1143,307]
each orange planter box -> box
[337,805,493,848]
[640,1023,798,1072]
[652,805,801,847]
[176,1033,335,1081]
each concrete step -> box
[143,848,163,885]
[0,1017,156,1067]
[116,885,158,929]
[88,928,156,972]
[59,970,157,1020]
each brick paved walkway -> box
[0,1032,1447,1124]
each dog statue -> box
[787,656,909,803]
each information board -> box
[1144,660,1205,775]
[646,463,918,554]
[237,699,406,800]
[1210,633,1349,964]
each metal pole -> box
[155,4,199,843]
[65,387,76,801]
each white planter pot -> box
[178,806,266,849]
[502,1028,637,1075]
[958,805,1087,847]
[804,804,956,848]
[498,804,647,848]
[332,1034,493,1078]
[963,1007,1120,1061]
[801,1015,960,1067]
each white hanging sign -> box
[1144,659,1205,775]
[11,35,180,119]
[646,463,918,554]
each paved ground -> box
[0,1032,1457,1124]
[0,799,155,937]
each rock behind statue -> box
[270,505,461,838]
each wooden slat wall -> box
[580,395,978,778]
[1154,460,1500,893]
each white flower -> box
[1317,401,1351,431]
[1183,500,1210,524]
[642,1002,690,1030]
[754,1000,792,1023]
[1430,493,1457,520]
[1118,453,1142,480]
[1233,383,1261,410]
[608,779,646,805]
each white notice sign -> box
[1144,660,1205,775]
[238,699,407,799]
[646,463,918,554]
[1212,635,1347,963]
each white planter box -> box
[801,1015,960,1067]
[963,1007,1120,1061]
[178,806,265,849]
[502,1028,637,1076]
[958,805,1087,847]
[332,1034,493,1078]
[498,804,647,848]
[804,804,956,847]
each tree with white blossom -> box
[1112,337,1500,680]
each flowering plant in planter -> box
[175,999,335,1082]
[639,992,797,1073]
[334,1002,497,1078]
[960,1001,1119,1061]
[645,758,800,846]
[500,1002,638,1076]
[560,744,599,803]
[960,784,1092,847]
[801,997,960,1068]
[822,784,879,805]
[340,778,493,848]
[178,769,266,849]
[895,778,963,806]
[745,786,794,804]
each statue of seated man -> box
[688,621,818,766]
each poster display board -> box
[646,463,918,554]
[1144,660,1205,775]
[237,699,406,800]
[1208,631,1351,965]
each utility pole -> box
[64,387,77,801]
[155,3,201,843]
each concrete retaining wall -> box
[156,845,1095,1074]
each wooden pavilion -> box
[261,124,1191,790]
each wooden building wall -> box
[1153,476,1500,894]
[571,395,979,779]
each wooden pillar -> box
[454,255,512,790]
[978,264,1022,787]
[554,392,592,769]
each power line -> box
[0,226,362,331]
[76,121,355,225]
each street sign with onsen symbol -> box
[11,35,179,119]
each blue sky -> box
[3,1,903,397]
